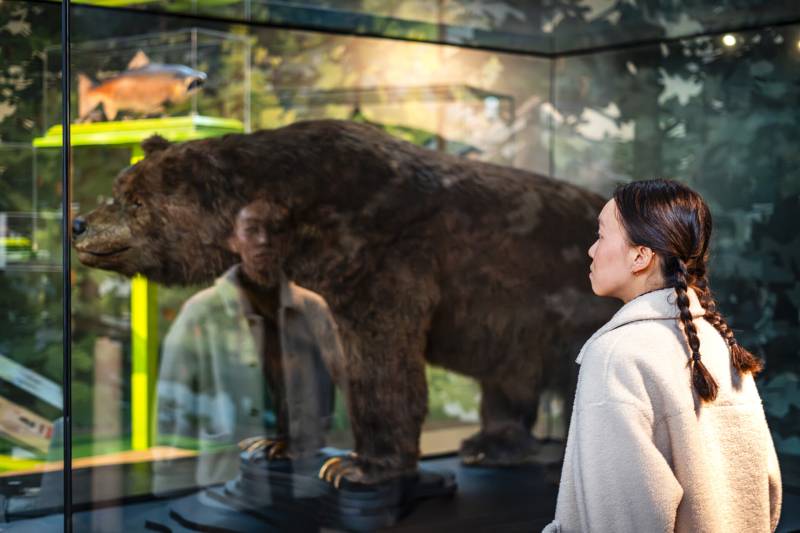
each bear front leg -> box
[321,268,439,487]
[320,325,429,487]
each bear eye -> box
[130,199,142,209]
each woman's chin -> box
[588,279,608,298]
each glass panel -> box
[7,1,798,530]
[55,3,556,531]
[554,20,800,491]
[70,0,555,53]
[69,1,800,55]
[0,1,65,529]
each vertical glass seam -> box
[60,1,72,531]
[548,53,556,179]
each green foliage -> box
[0,1,64,462]
[550,6,800,466]
[0,3,61,142]
[425,366,480,423]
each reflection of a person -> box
[153,199,341,495]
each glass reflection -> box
[54,6,552,528]
[153,200,336,494]
[0,1,65,528]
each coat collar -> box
[217,264,303,317]
[576,287,706,365]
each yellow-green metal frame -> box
[34,115,244,450]
[33,115,244,148]
[130,273,159,449]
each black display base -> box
[145,455,456,532]
[4,454,564,531]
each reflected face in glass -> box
[228,200,285,286]
[587,199,636,300]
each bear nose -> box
[72,217,87,236]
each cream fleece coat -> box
[543,287,782,533]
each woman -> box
[543,179,782,532]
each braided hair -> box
[614,179,762,402]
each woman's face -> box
[588,199,638,300]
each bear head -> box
[72,135,248,285]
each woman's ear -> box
[631,245,656,274]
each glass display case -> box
[1,1,800,531]
[42,27,251,130]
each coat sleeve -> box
[767,431,782,532]
[569,400,684,532]
[156,311,204,446]
[152,307,206,495]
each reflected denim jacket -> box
[152,264,343,494]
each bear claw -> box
[459,428,541,467]
[461,452,486,465]
[319,453,361,489]
[238,436,289,460]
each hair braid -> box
[613,179,764,406]
[692,274,764,376]
[672,257,719,402]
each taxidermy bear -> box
[73,119,617,485]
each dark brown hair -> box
[613,179,762,402]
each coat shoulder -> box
[182,284,229,314]
[590,319,686,362]
[292,284,329,310]
[167,284,232,335]
[577,319,689,414]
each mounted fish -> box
[77,50,207,122]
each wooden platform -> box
[0,446,197,478]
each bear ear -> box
[142,135,171,158]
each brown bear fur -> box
[73,119,618,484]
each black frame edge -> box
[60,0,72,531]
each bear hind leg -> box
[459,381,540,467]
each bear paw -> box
[319,453,420,488]
[318,453,374,488]
[459,427,541,467]
[238,436,289,461]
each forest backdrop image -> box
[1,0,799,490]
